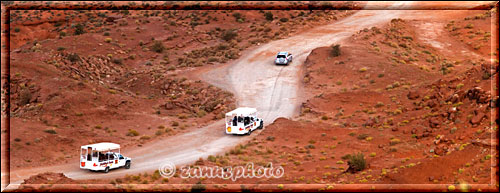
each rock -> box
[434,148,443,155]
[470,113,485,125]
[407,91,420,100]
[164,101,175,110]
[429,117,441,128]
[450,94,459,103]
[427,100,437,108]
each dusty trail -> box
[6,1,494,188]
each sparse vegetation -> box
[330,44,341,57]
[151,40,165,53]
[345,153,366,173]
[127,129,140,137]
[221,29,238,41]
[264,11,274,21]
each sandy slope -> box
[6,1,495,188]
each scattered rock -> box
[407,91,420,100]
[470,113,485,125]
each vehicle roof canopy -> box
[81,142,120,152]
[277,51,288,55]
[225,107,257,116]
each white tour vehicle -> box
[80,142,131,173]
[225,107,263,135]
[275,51,293,65]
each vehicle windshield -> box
[277,55,286,58]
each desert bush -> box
[232,12,242,20]
[127,129,139,136]
[151,40,165,53]
[66,53,80,63]
[390,138,401,145]
[207,155,216,162]
[104,37,112,43]
[112,58,123,64]
[221,29,238,41]
[346,153,366,172]
[279,18,289,22]
[264,11,273,21]
[57,47,66,51]
[357,134,369,140]
[330,44,341,57]
[73,23,85,35]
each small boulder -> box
[407,91,420,100]
[470,113,485,125]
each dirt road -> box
[6,1,495,188]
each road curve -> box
[6,1,492,188]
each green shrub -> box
[127,129,139,136]
[207,155,216,162]
[67,53,80,63]
[221,29,237,41]
[151,40,165,53]
[264,11,273,21]
[112,58,123,64]
[74,23,85,35]
[347,153,366,172]
[357,134,369,140]
[104,37,112,43]
[330,44,341,57]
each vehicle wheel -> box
[104,167,109,173]
[125,161,131,169]
[259,121,264,129]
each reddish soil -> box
[5,1,499,192]
[5,8,359,170]
[98,8,498,192]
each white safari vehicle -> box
[275,51,293,65]
[80,142,131,173]
[225,107,263,135]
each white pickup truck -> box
[80,142,131,173]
